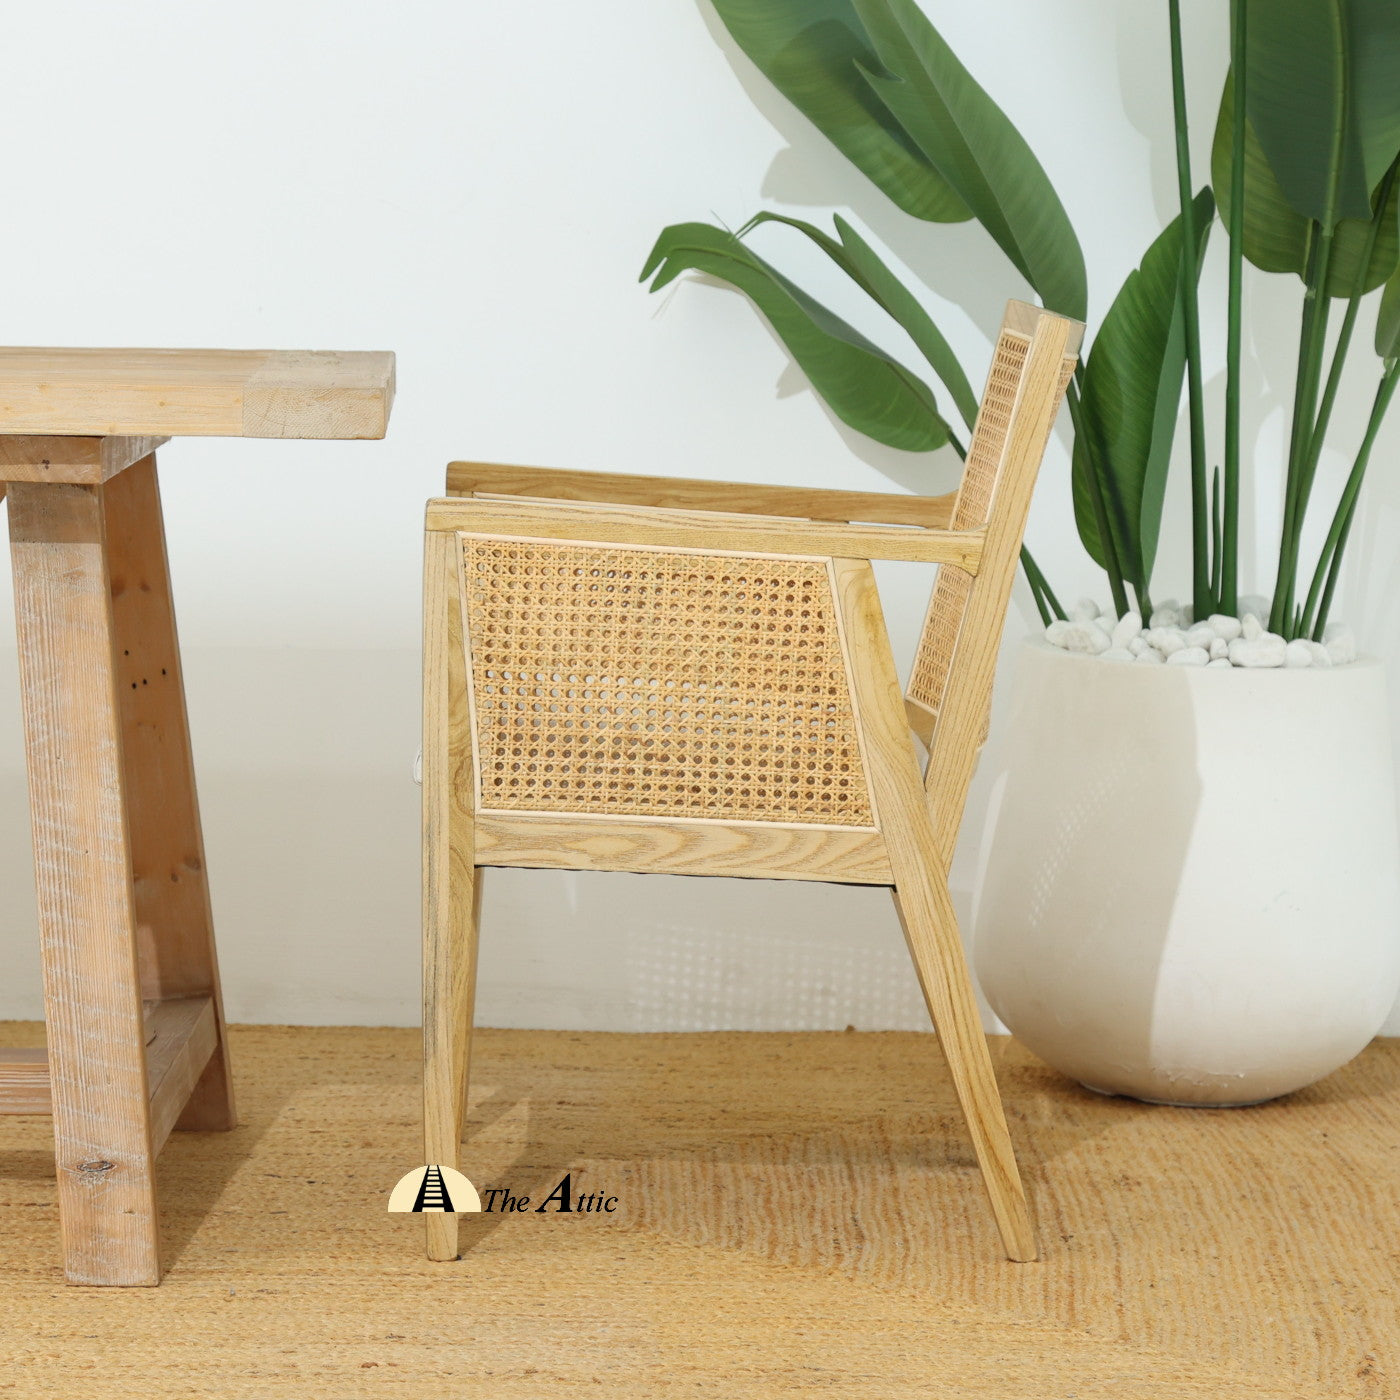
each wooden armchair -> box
[421,300,1082,1265]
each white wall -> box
[0,1,1395,1031]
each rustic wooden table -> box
[0,348,395,1285]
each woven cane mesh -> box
[460,537,875,826]
[906,331,1030,715]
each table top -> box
[0,348,395,439]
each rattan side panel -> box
[907,331,1030,715]
[460,536,875,827]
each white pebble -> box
[1229,632,1287,668]
[1145,627,1186,657]
[1284,639,1314,668]
[1100,647,1134,664]
[1184,623,1217,650]
[1167,646,1210,667]
[1206,658,1233,668]
[1209,637,1228,660]
[1110,610,1142,650]
[1241,613,1264,641]
[1128,637,1148,656]
[1306,640,1333,668]
[1207,614,1243,642]
[1071,598,1101,623]
[1061,622,1111,654]
[1324,624,1356,666]
[1149,601,1182,628]
[1134,648,1165,665]
[1046,620,1074,649]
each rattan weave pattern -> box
[460,536,875,826]
[906,331,1031,715]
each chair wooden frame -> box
[421,301,1081,1266]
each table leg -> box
[103,455,235,1133]
[8,461,235,1285]
[9,481,161,1285]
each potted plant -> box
[643,0,1400,1103]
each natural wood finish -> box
[8,480,161,1286]
[0,994,218,1136]
[426,496,983,568]
[832,555,1036,1261]
[0,348,395,439]
[144,997,218,1154]
[105,455,236,1132]
[475,813,893,884]
[422,529,481,1263]
[423,301,1080,1267]
[0,434,169,484]
[0,339,395,1285]
[447,460,957,529]
[0,1049,51,1114]
[922,315,1075,868]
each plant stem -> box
[1221,0,1247,615]
[1271,231,1322,629]
[1066,377,1132,617]
[1289,164,1397,605]
[1302,362,1400,637]
[1021,546,1064,623]
[1211,464,1223,606]
[1271,25,1349,638]
[1271,225,1338,635]
[1169,0,1211,618]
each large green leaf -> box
[1377,267,1400,361]
[641,222,952,451]
[740,210,979,428]
[708,0,970,222]
[1244,0,1400,226]
[1213,72,1400,295]
[849,0,1086,320]
[1072,190,1214,586]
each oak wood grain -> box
[833,555,1037,1262]
[0,347,394,439]
[8,480,161,1286]
[426,497,984,568]
[0,1049,51,1114]
[105,455,236,1133]
[422,529,480,1263]
[447,460,956,529]
[144,997,218,1154]
[475,813,893,884]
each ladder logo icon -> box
[387,1164,482,1214]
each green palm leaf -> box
[1072,190,1214,586]
[1377,266,1400,362]
[740,211,979,428]
[1212,73,1400,295]
[708,0,970,222]
[1244,0,1400,226]
[849,0,1086,319]
[642,222,952,451]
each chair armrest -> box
[445,460,956,530]
[425,495,984,570]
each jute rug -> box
[0,1024,1396,1398]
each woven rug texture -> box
[0,1024,1396,1398]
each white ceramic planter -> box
[972,639,1400,1105]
